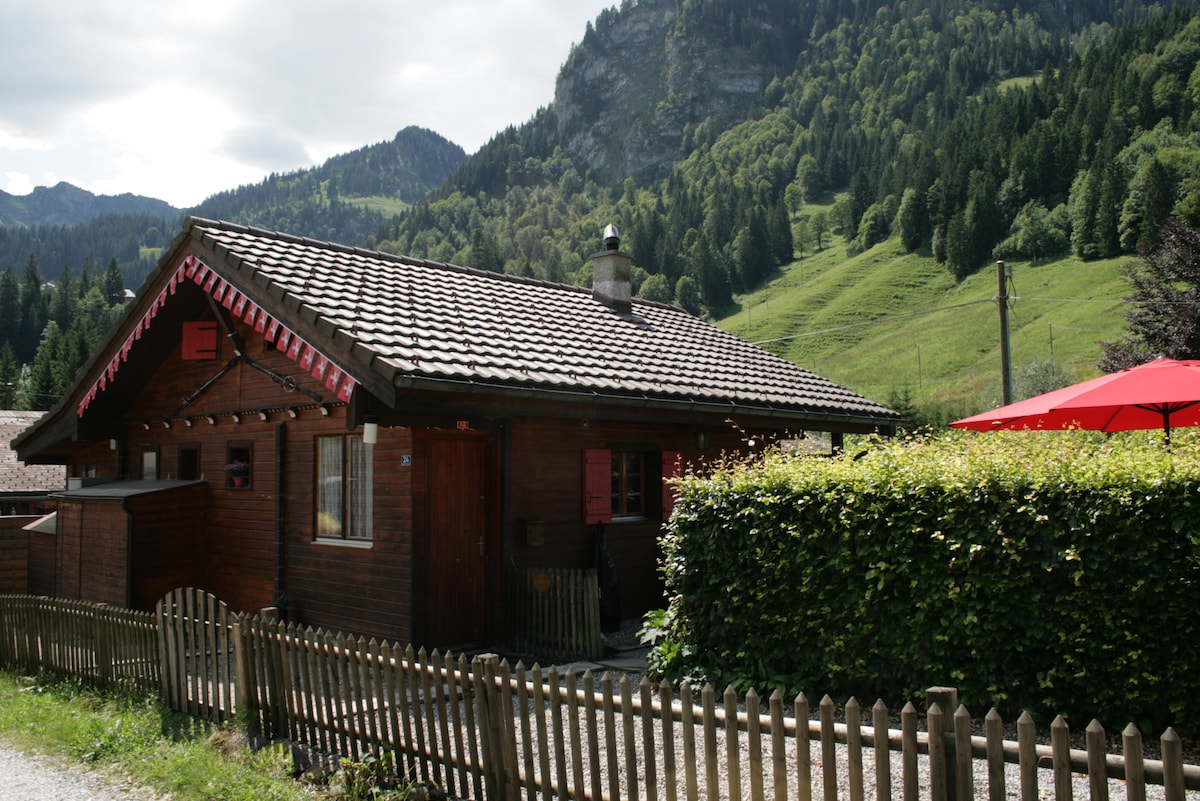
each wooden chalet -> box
[13,218,900,648]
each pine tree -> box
[16,254,47,364]
[0,343,16,408]
[104,258,125,305]
[0,268,18,354]
[1100,219,1200,370]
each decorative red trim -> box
[75,255,361,417]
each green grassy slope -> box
[718,238,1129,421]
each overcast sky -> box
[0,0,614,209]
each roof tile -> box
[187,219,900,425]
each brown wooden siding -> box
[28,531,55,596]
[67,440,120,482]
[117,312,351,620]
[56,501,83,599]
[506,417,740,619]
[284,413,415,643]
[0,519,30,594]
[128,485,208,611]
[56,499,130,607]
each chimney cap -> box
[603,223,620,251]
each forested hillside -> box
[378,0,1200,320]
[189,126,466,244]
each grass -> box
[717,232,1129,420]
[0,671,316,801]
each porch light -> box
[362,417,379,446]
[696,430,709,451]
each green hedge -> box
[652,430,1200,733]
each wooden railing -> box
[3,593,1198,801]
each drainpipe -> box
[274,422,286,609]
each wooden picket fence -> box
[234,617,1200,801]
[2,592,1199,800]
[0,594,158,688]
[508,567,604,662]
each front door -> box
[426,431,490,645]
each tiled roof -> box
[187,218,900,427]
[1,411,64,493]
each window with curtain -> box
[316,434,374,541]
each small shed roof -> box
[1,411,63,494]
[53,479,205,500]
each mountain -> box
[0,126,465,286]
[187,126,466,244]
[0,182,179,228]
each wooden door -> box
[426,431,490,645]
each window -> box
[179,444,200,481]
[316,435,374,541]
[582,448,683,524]
[226,443,252,489]
[141,447,159,480]
[611,452,645,517]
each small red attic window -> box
[182,321,219,360]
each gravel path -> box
[0,740,160,801]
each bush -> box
[652,430,1200,733]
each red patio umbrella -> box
[950,357,1200,444]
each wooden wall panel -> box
[129,485,208,611]
[0,520,30,594]
[27,531,55,596]
[78,501,128,607]
[56,501,83,599]
[506,419,759,619]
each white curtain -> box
[347,436,374,539]
[317,436,344,537]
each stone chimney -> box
[591,223,632,314]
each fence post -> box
[927,686,958,801]
[232,616,257,738]
[94,604,112,688]
[474,653,517,800]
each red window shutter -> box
[181,321,219,360]
[662,450,683,519]
[583,449,613,525]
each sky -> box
[0,0,615,209]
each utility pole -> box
[997,260,1013,405]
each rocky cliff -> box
[552,2,773,184]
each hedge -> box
[651,430,1200,733]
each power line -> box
[1013,296,1125,303]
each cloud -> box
[0,0,613,207]
[219,127,313,174]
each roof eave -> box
[389,374,899,433]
